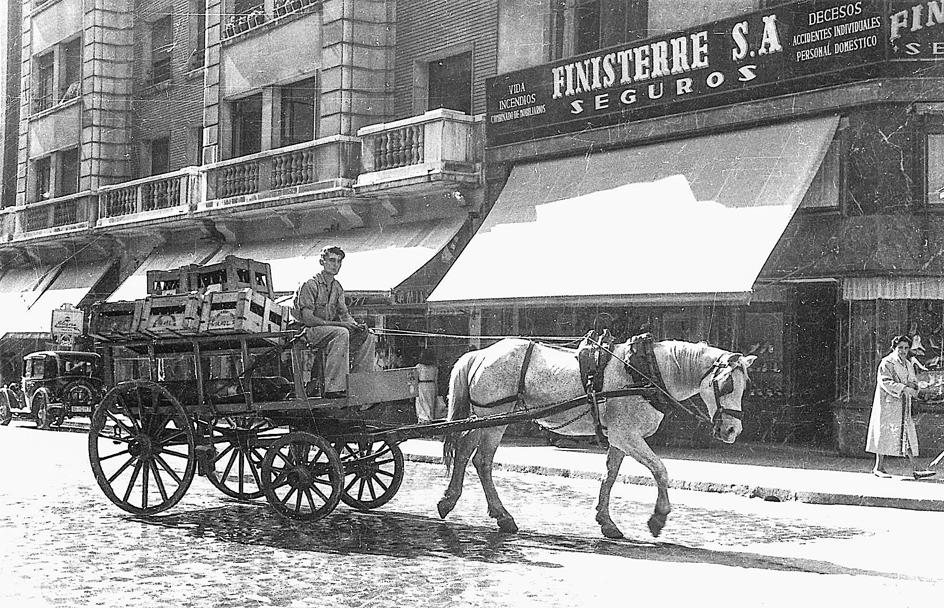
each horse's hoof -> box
[647,513,667,537]
[437,499,453,519]
[600,524,624,539]
[497,516,518,534]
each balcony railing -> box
[98,168,202,223]
[14,192,96,237]
[204,136,359,201]
[357,109,482,189]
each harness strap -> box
[471,341,536,410]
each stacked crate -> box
[200,288,286,334]
[146,264,200,295]
[88,300,145,340]
[138,293,204,337]
[192,256,272,297]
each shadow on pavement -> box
[132,502,918,580]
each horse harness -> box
[467,334,744,438]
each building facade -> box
[1,0,943,452]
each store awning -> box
[107,241,222,302]
[3,259,112,335]
[206,216,467,294]
[0,264,59,337]
[428,115,840,307]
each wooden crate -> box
[88,300,144,340]
[146,264,200,295]
[192,256,272,297]
[139,293,204,337]
[266,301,290,332]
[199,289,270,334]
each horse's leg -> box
[595,446,625,539]
[610,432,672,537]
[437,429,480,519]
[470,426,518,533]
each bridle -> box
[701,355,747,426]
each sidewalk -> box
[399,437,944,512]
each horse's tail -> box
[443,350,475,476]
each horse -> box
[437,337,755,539]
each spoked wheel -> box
[260,431,342,521]
[204,416,286,500]
[336,439,404,510]
[88,380,196,515]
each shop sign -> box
[486,0,944,145]
[51,304,83,336]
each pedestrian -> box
[291,245,377,398]
[415,348,438,422]
[866,334,936,479]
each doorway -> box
[793,282,838,445]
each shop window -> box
[927,133,944,205]
[34,52,55,112]
[33,156,52,201]
[428,52,472,115]
[232,94,263,157]
[58,148,80,196]
[149,16,173,85]
[280,77,316,146]
[59,38,82,101]
[189,0,207,69]
[149,137,170,175]
[550,0,648,60]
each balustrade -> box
[97,169,197,221]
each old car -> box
[0,351,105,429]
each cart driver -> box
[292,245,377,398]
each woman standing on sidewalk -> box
[866,335,936,479]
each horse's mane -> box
[614,338,727,385]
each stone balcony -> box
[0,111,483,253]
[198,135,361,217]
[355,109,484,195]
[10,191,97,242]
[97,168,203,235]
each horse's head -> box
[697,352,756,443]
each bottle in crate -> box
[139,293,204,336]
[193,256,272,297]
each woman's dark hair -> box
[890,334,913,350]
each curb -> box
[401,453,944,512]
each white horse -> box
[437,337,755,539]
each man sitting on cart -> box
[292,245,377,398]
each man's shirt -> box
[292,271,355,325]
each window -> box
[428,52,472,115]
[34,156,51,201]
[280,77,316,146]
[35,52,55,112]
[232,94,263,157]
[800,137,842,209]
[928,134,944,205]
[189,0,207,69]
[150,137,170,175]
[189,126,204,165]
[550,0,647,59]
[234,0,263,15]
[58,148,80,195]
[150,16,173,85]
[60,38,82,101]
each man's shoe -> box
[913,470,936,479]
[323,391,347,400]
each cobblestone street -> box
[1,422,942,607]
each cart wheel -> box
[88,380,196,515]
[33,392,51,430]
[205,416,286,500]
[260,431,342,521]
[336,439,404,510]
[0,389,12,426]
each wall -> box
[1,1,21,208]
[648,0,755,34]
[130,0,204,173]
[29,0,83,53]
[496,0,546,74]
[393,0,499,119]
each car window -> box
[63,360,93,377]
[28,359,46,379]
